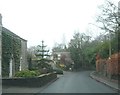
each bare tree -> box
[96,0,119,33]
[95,0,120,56]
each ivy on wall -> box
[2,31,21,77]
[13,38,21,72]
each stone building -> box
[0,14,2,77]
[0,14,28,77]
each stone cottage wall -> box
[0,14,2,95]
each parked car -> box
[53,69,63,74]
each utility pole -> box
[109,32,111,58]
[118,1,120,53]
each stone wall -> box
[2,73,57,87]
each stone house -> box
[52,51,73,66]
[0,14,28,77]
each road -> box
[38,71,117,93]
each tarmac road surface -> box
[39,71,117,93]
[2,71,118,94]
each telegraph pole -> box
[118,1,120,53]
[109,32,111,58]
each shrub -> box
[15,70,41,78]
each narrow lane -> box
[39,71,117,93]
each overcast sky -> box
[0,0,119,49]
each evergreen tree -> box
[35,40,52,71]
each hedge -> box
[96,53,120,79]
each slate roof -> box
[2,27,27,41]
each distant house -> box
[0,14,28,77]
[52,51,73,65]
